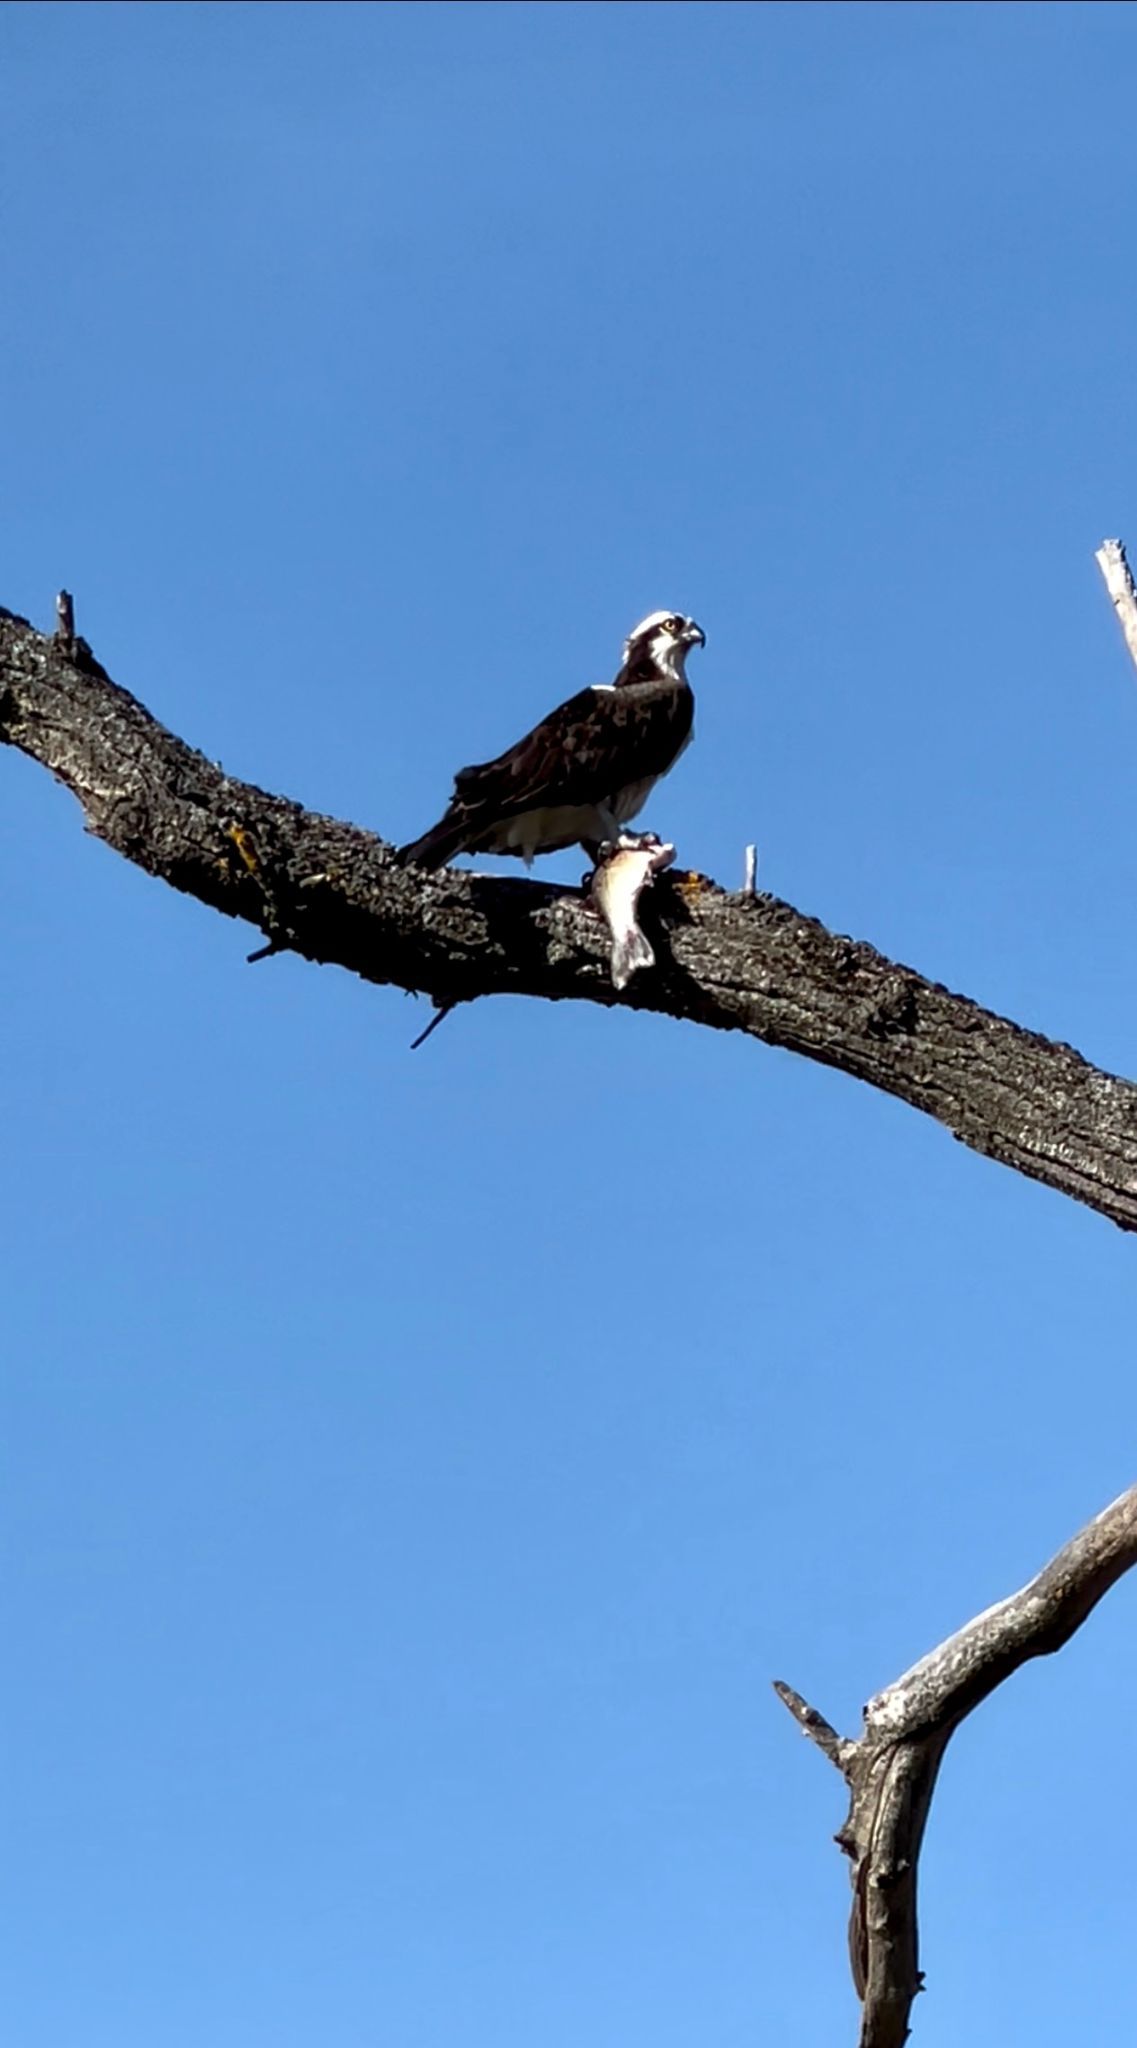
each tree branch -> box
[5,598,1137,1228]
[1095,538,1137,680]
[775,1481,1137,2048]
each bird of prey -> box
[396,609,704,869]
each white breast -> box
[489,803,613,862]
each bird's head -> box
[618,610,705,685]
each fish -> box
[590,833,676,991]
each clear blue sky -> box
[4,5,1137,2042]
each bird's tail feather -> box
[396,814,470,870]
[610,928,655,992]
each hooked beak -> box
[685,620,706,648]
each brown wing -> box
[397,678,693,868]
[453,678,693,821]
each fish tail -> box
[611,927,655,991]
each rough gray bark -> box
[4,600,1137,1227]
[775,1481,1137,2048]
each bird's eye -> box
[664,615,684,634]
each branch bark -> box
[5,599,1137,1228]
[776,1481,1137,2048]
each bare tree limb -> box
[5,599,1137,1229]
[1095,538,1137,679]
[775,1481,1137,2048]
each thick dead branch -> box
[776,1482,1137,2048]
[5,600,1137,1228]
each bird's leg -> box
[581,806,625,871]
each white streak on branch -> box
[1095,538,1137,679]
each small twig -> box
[55,590,75,645]
[247,939,282,964]
[410,1001,456,1050]
[772,1679,855,1775]
[743,843,757,895]
[1095,538,1137,679]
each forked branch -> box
[775,1481,1137,2048]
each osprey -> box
[397,610,704,869]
